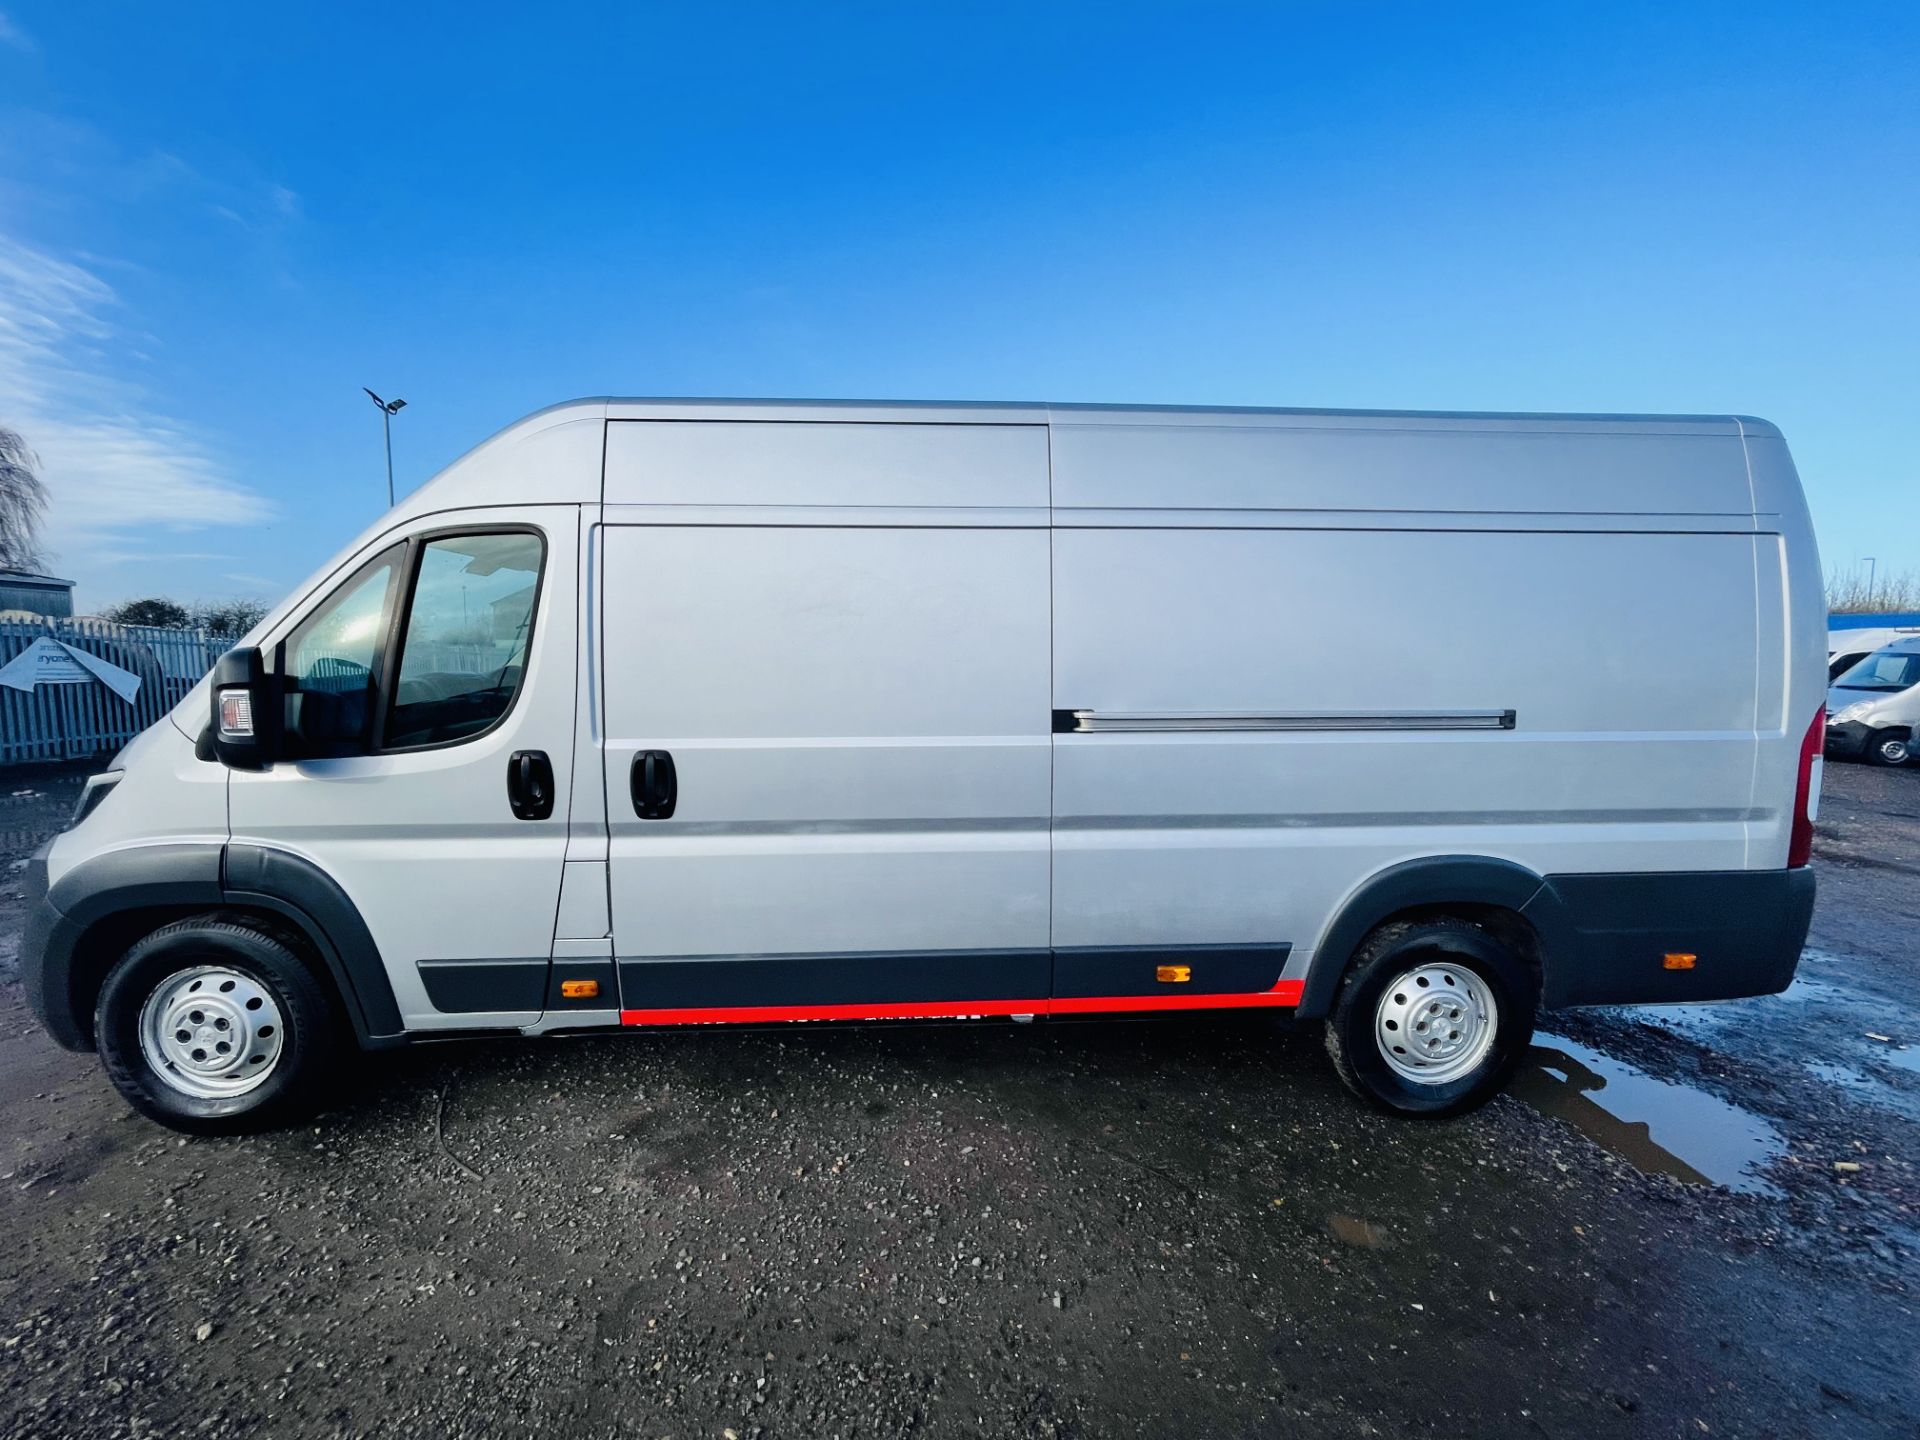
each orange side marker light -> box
[1662,953,1697,971]
[1156,965,1192,984]
[560,979,601,999]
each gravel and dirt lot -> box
[0,762,1915,1438]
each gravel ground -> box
[0,761,1916,1438]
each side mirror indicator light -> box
[217,688,254,738]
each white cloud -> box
[0,233,273,592]
[210,181,304,235]
[88,549,236,568]
[0,12,33,53]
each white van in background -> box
[1828,626,1920,682]
[22,400,1827,1133]
[1827,637,1920,766]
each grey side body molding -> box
[1296,854,1812,1017]
[26,841,404,1052]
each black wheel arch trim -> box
[45,841,226,922]
[29,842,227,1051]
[26,841,405,1052]
[1295,855,1552,1020]
[222,843,405,1045]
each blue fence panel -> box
[0,619,236,766]
[1830,612,1920,630]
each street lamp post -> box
[363,388,408,508]
[1864,556,1879,608]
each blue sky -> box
[0,2,1914,608]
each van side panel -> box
[604,420,1050,509]
[1049,416,1755,516]
[601,523,1052,1003]
[1051,526,1762,979]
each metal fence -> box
[0,618,236,766]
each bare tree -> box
[0,425,49,572]
[1827,567,1920,615]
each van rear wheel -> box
[1324,917,1535,1117]
[95,917,341,1135]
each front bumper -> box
[18,841,229,1053]
[18,841,90,1051]
[1825,719,1874,758]
[1527,866,1815,1009]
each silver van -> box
[20,400,1827,1133]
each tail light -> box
[1788,706,1823,868]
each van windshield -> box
[1835,650,1920,692]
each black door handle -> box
[631,750,677,819]
[507,750,554,820]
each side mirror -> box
[209,647,279,769]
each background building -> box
[0,571,76,620]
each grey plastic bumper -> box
[1526,866,1815,1009]
[1824,720,1874,758]
[18,841,89,1050]
[19,841,228,1053]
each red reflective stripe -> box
[620,998,1041,1026]
[618,979,1303,1028]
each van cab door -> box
[228,507,581,1031]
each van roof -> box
[554,396,1775,433]
[387,397,1784,530]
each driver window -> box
[279,547,401,752]
[384,531,544,749]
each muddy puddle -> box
[1807,1059,1876,1089]
[1878,1045,1920,1074]
[1605,951,1920,1116]
[1621,969,1849,1037]
[1799,1059,1914,1120]
[1512,1035,1786,1195]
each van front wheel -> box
[1324,918,1536,1117]
[95,917,341,1135]
[1868,730,1912,766]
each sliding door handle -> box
[631,750,677,819]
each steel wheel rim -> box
[1879,737,1909,764]
[137,966,286,1100]
[1373,960,1498,1085]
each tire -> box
[1867,730,1912,767]
[1324,917,1536,1118]
[95,915,343,1135]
